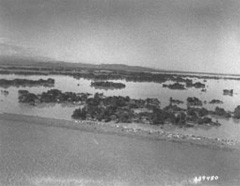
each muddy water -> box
[0,117,240,186]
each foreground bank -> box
[1,113,240,186]
[0,113,238,149]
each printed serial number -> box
[192,175,219,184]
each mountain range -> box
[0,55,159,72]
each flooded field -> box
[2,0,240,185]
[1,74,240,141]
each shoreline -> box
[0,112,239,149]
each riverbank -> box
[1,112,240,186]
[0,112,238,149]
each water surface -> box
[1,74,240,141]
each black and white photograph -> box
[0,0,240,185]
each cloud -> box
[0,40,53,62]
[1,0,240,73]
[0,37,9,44]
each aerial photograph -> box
[1,0,240,186]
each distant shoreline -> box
[0,112,238,150]
[1,60,240,76]
[1,62,240,79]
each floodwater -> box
[1,74,240,141]
[0,116,240,186]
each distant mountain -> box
[0,55,159,72]
[1,55,239,76]
[96,64,158,72]
[0,55,53,66]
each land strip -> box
[0,113,238,149]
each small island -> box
[169,97,184,104]
[186,81,205,89]
[212,107,231,118]
[223,89,233,96]
[18,89,91,105]
[0,78,55,88]
[91,81,126,90]
[233,106,240,119]
[187,97,202,107]
[162,83,185,90]
[209,99,223,104]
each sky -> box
[0,0,240,73]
